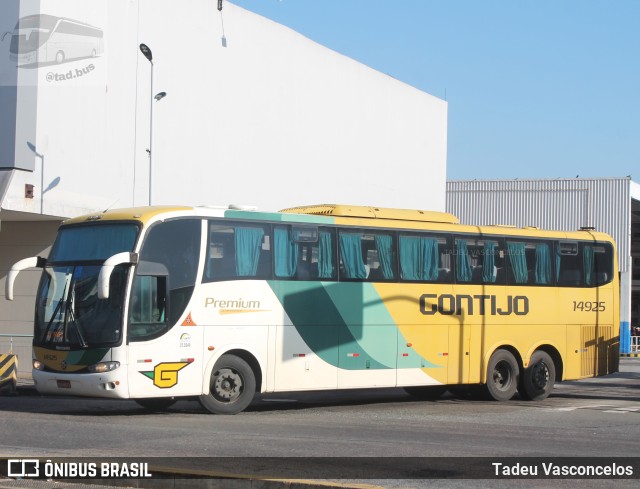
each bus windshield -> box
[10,15,57,54]
[34,222,139,348]
[48,223,139,262]
[35,264,127,348]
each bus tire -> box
[519,351,555,401]
[485,349,519,401]
[404,385,447,399]
[135,397,176,411]
[199,354,256,415]
[55,51,65,64]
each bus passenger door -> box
[126,274,204,399]
[125,218,204,399]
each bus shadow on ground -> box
[4,378,640,416]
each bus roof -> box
[59,204,615,243]
[61,206,194,226]
[279,204,460,224]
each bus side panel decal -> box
[269,281,389,370]
[268,281,437,372]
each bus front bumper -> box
[32,369,130,398]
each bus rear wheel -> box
[199,354,256,415]
[485,349,519,401]
[519,351,555,401]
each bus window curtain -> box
[507,242,528,283]
[455,239,473,282]
[235,227,264,276]
[584,245,594,285]
[339,233,367,279]
[482,241,496,283]
[274,227,298,278]
[400,236,439,281]
[318,231,334,279]
[374,235,395,279]
[534,243,551,284]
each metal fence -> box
[632,336,640,354]
[0,334,33,377]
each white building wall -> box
[1,0,448,217]
[0,0,447,338]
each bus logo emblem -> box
[140,362,190,389]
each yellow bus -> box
[5,204,619,414]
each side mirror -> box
[5,256,46,300]
[98,252,139,300]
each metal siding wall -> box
[446,178,631,272]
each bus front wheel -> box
[485,349,519,401]
[519,351,555,401]
[199,354,256,415]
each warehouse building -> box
[447,177,640,353]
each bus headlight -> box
[88,361,121,373]
[33,360,45,371]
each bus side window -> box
[583,242,613,286]
[128,218,200,341]
[453,237,505,284]
[128,275,167,340]
[556,241,582,286]
[359,232,395,281]
[273,226,336,281]
[506,240,554,286]
[204,221,271,282]
[399,233,450,283]
[338,230,395,282]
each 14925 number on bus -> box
[572,301,606,312]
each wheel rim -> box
[531,361,550,391]
[212,367,243,403]
[492,360,513,391]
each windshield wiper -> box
[65,286,88,348]
[41,279,68,343]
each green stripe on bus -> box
[268,281,390,370]
[323,283,398,369]
[225,210,334,224]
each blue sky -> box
[230,0,639,181]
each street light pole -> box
[139,43,156,206]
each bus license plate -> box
[57,380,71,389]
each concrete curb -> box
[1,476,382,489]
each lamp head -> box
[139,43,153,62]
